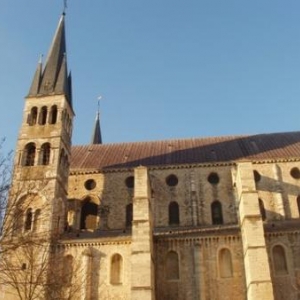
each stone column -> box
[235,162,274,300]
[131,166,155,300]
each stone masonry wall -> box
[155,235,246,300]
[59,241,132,300]
[65,160,300,299]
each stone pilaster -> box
[81,252,91,300]
[193,243,201,300]
[235,162,274,300]
[131,166,155,300]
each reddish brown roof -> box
[70,131,300,170]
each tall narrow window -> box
[49,105,58,124]
[166,251,179,280]
[110,254,123,284]
[28,107,38,126]
[64,154,69,168]
[60,148,65,165]
[14,208,23,234]
[39,106,48,125]
[126,203,133,227]
[80,198,98,230]
[23,143,36,166]
[273,245,288,275]
[40,143,51,165]
[25,208,33,231]
[33,209,41,232]
[259,199,266,221]
[297,196,300,217]
[211,200,223,224]
[169,201,180,225]
[219,248,233,278]
[63,255,74,286]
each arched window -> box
[259,199,266,221]
[60,148,65,166]
[219,248,233,278]
[80,198,98,230]
[211,200,223,224]
[64,154,69,168]
[126,203,133,227]
[23,143,36,166]
[65,113,69,131]
[13,207,23,235]
[25,208,33,231]
[63,255,74,286]
[33,209,41,232]
[49,105,58,124]
[169,201,180,225]
[40,143,51,165]
[297,196,300,217]
[28,107,38,126]
[110,254,123,284]
[273,245,288,275]
[39,106,48,125]
[67,118,72,134]
[166,251,179,280]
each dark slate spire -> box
[54,53,68,94]
[91,111,102,144]
[27,14,72,106]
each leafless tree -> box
[0,138,13,234]
[0,236,90,300]
[0,139,89,299]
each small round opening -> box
[166,174,178,187]
[208,172,219,184]
[84,179,96,190]
[125,176,134,188]
[290,167,300,179]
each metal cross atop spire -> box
[63,0,68,14]
[97,95,102,117]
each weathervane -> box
[63,0,68,14]
[97,96,103,117]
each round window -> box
[84,179,96,190]
[207,172,219,184]
[166,174,178,187]
[290,167,300,179]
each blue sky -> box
[0,1,300,154]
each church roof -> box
[70,131,300,170]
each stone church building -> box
[2,13,300,300]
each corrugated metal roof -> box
[70,131,300,170]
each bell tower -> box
[11,13,74,238]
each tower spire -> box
[27,14,72,106]
[91,98,103,144]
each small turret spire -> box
[91,97,103,144]
[28,55,43,96]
